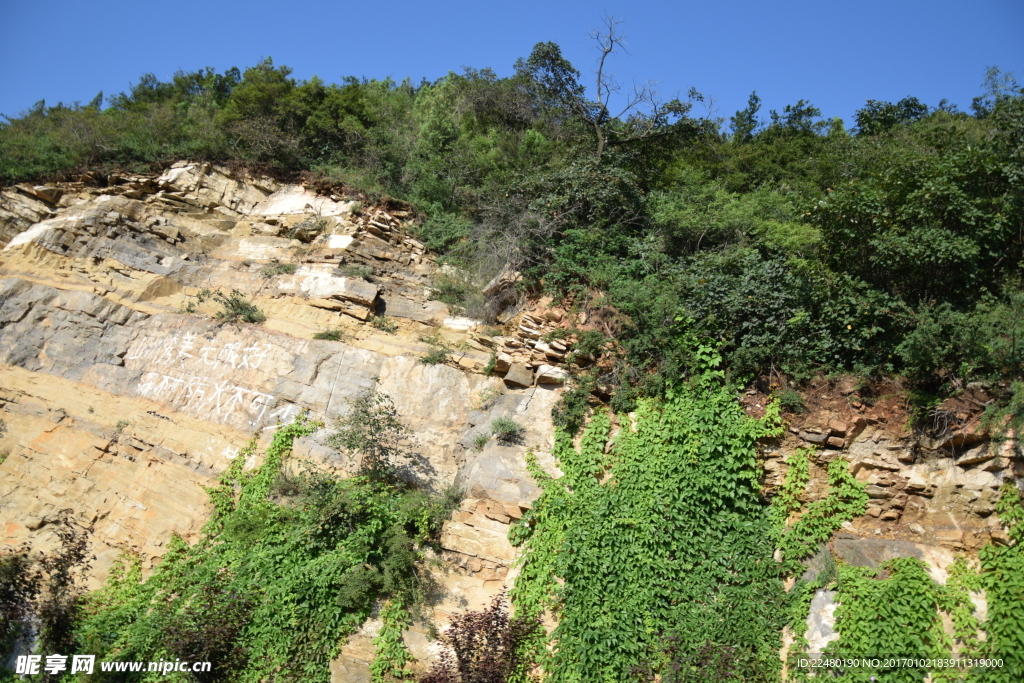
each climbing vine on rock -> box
[510,339,789,682]
[774,455,869,575]
[72,410,451,683]
[975,482,1024,683]
[825,558,948,683]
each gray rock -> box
[503,363,533,388]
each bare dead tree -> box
[584,15,698,158]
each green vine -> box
[71,407,450,683]
[826,558,947,682]
[768,448,811,532]
[775,456,869,575]
[371,599,414,682]
[510,339,789,682]
[975,481,1024,682]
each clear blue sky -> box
[2,0,1021,126]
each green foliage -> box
[73,412,452,683]
[313,327,350,341]
[825,558,948,682]
[471,433,490,452]
[417,213,472,253]
[489,417,524,445]
[339,264,374,281]
[369,315,399,333]
[420,335,450,365]
[212,289,266,324]
[3,54,1020,411]
[510,341,788,682]
[371,599,414,682]
[970,482,1024,681]
[773,387,806,413]
[981,382,1024,448]
[0,512,92,679]
[775,456,869,574]
[260,262,297,278]
[328,384,411,480]
[767,448,811,532]
[896,287,1024,391]
[191,288,267,325]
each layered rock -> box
[0,164,571,679]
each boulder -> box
[536,364,568,384]
[503,364,533,388]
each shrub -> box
[472,433,490,452]
[418,593,540,683]
[339,264,374,281]
[416,213,472,253]
[490,417,524,444]
[328,386,412,480]
[313,327,349,341]
[369,315,398,333]
[260,262,297,278]
[421,335,449,365]
[429,274,473,310]
[773,387,805,413]
[190,288,267,325]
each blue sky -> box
[2,0,1021,127]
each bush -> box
[260,262,297,278]
[199,289,267,324]
[421,335,450,365]
[472,433,490,452]
[328,386,411,480]
[339,264,374,281]
[490,417,524,444]
[313,327,349,341]
[369,315,398,333]
[417,213,472,253]
[418,593,540,683]
[773,388,805,414]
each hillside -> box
[0,46,1022,683]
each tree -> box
[854,96,929,136]
[516,16,698,158]
[328,384,412,480]
[729,91,761,142]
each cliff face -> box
[0,164,1018,679]
[0,163,567,680]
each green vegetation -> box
[185,288,267,324]
[489,416,524,444]
[509,339,788,682]
[312,327,349,341]
[338,264,373,281]
[3,48,1020,416]
[259,261,297,278]
[3,27,1024,683]
[369,315,398,333]
[46,405,458,683]
[420,334,450,365]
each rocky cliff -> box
[0,164,1019,679]
[0,163,573,680]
